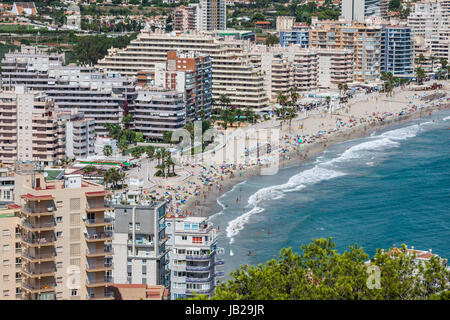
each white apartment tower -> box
[169,216,224,299]
[200,0,226,31]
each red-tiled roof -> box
[113,284,146,289]
[21,194,54,200]
[255,21,270,24]
[85,190,111,197]
[6,204,20,209]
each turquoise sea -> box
[209,110,450,278]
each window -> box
[3,245,10,252]
[181,236,187,241]
[56,217,62,223]
[2,260,9,266]
[2,229,9,237]
[56,232,63,238]
[71,289,78,296]
[15,258,21,266]
[128,222,133,231]
[135,223,140,231]
[192,237,202,244]
[3,290,9,297]
[3,275,9,282]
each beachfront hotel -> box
[129,89,186,141]
[309,17,382,83]
[248,45,354,99]
[2,164,115,300]
[1,46,134,137]
[381,25,415,78]
[169,216,224,299]
[111,203,169,287]
[137,51,213,121]
[96,30,269,110]
[0,86,66,167]
[407,0,450,61]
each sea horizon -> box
[209,109,450,279]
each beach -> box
[143,82,450,219]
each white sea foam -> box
[229,249,234,256]
[224,121,438,241]
[226,206,265,242]
[226,166,345,240]
[443,116,450,121]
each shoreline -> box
[184,101,450,219]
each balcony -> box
[86,262,113,272]
[21,206,55,217]
[186,277,213,283]
[21,221,56,232]
[20,266,56,278]
[86,247,114,257]
[86,276,113,288]
[214,272,225,277]
[22,252,56,263]
[86,292,115,300]
[85,205,114,214]
[85,217,114,227]
[21,282,56,293]
[186,265,212,272]
[186,287,213,295]
[186,251,215,261]
[85,231,113,242]
[21,236,56,247]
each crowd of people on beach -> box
[142,90,449,218]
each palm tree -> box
[338,83,344,98]
[119,171,127,189]
[289,87,299,108]
[276,91,288,118]
[415,67,426,85]
[103,145,113,157]
[219,94,231,110]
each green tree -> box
[103,145,113,157]
[265,34,279,47]
[190,238,449,300]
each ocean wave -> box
[209,180,248,219]
[443,116,450,121]
[226,166,345,240]
[226,206,265,242]
[380,124,421,141]
[224,121,438,241]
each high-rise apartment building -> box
[97,31,269,110]
[112,203,169,287]
[342,0,388,22]
[0,168,15,206]
[11,167,115,300]
[310,17,382,82]
[407,0,450,61]
[200,0,226,31]
[1,46,134,136]
[57,111,96,160]
[276,16,296,32]
[173,4,201,32]
[279,24,310,48]
[169,216,223,299]
[130,89,186,141]
[137,51,213,120]
[0,207,21,300]
[381,25,415,78]
[0,86,66,167]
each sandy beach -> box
[143,82,450,219]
